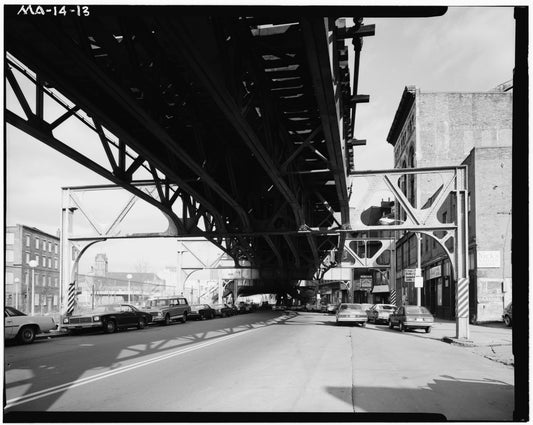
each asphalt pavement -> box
[38,313,514,366]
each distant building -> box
[5,225,61,313]
[387,84,512,322]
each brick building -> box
[5,225,61,314]
[387,83,512,322]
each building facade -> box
[387,84,512,322]
[5,225,61,314]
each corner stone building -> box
[387,84,512,323]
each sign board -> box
[372,285,390,293]
[414,276,424,288]
[477,251,501,268]
[429,265,441,280]
[323,267,353,281]
[340,281,350,290]
[403,268,422,282]
[360,275,372,288]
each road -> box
[4,310,514,421]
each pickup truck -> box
[145,297,191,325]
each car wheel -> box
[504,315,512,327]
[164,314,171,326]
[399,322,406,332]
[388,320,394,329]
[17,326,36,344]
[181,312,188,323]
[425,327,431,333]
[103,320,116,334]
[137,317,147,329]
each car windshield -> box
[340,304,362,310]
[5,307,26,317]
[405,306,431,314]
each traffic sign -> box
[414,276,424,288]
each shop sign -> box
[360,275,372,288]
[414,276,424,288]
[372,285,389,293]
[429,265,441,279]
[477,251,501,268]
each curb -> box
[441,336,476,347]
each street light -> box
[127,274,132,304]
[28,260,38,316]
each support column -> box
[60,189,74,317]
[455,183,470,339]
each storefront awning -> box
[372,285,390,293]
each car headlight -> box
[157,311,163,317]
[63,318,69,324]
[93,316,100,322]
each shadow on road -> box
[326,375,514,421]
[4,311,292,414]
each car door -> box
[4,309,15,339]
[118,305,136,326]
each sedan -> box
[189,304,216,320]
[5,307,56,344]
[211,303,235,318]
[388,305,434,333]
[367,304,397,324]
[62,304,152,334]
[502,302,512,327]
[335,303,368,326]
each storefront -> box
[423,260,455,320]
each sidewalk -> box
[427,319,514,366]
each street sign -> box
[414,276,424,288]
[404,268,421,283]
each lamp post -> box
[127,274,132,304]
[28,260,38,316]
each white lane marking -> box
[6,316,287,409]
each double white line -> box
[6,316,287,409]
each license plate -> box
[415,318,422,321]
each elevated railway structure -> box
[6,8,375,291]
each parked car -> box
[388,305,434,333]
[326,303,339,314]
[238,302,252,313]
[367,304,397,324]
[211,303,235,318]
[5,306,56,344]
[62,304,152,334]
[189,304,216,320]
[145,296,191,325]
[502,302,512,327]
[335,303,368,326]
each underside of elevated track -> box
[5,5,447,297]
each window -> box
[25,252,30,263]
[35,238,39,249]
[42,256,46,267]
[54,244,58,254]
[26,235,30,247]
[54,277,58,287]
[6,233,14,245]
[6,272,14,285]
[48,258,52,268]
[35,254,40,264]
[6,250,14,262]
[48,241,52,252]
[54,259,58,269]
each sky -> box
[4,6,516,275]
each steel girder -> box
[5,9,365,283]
